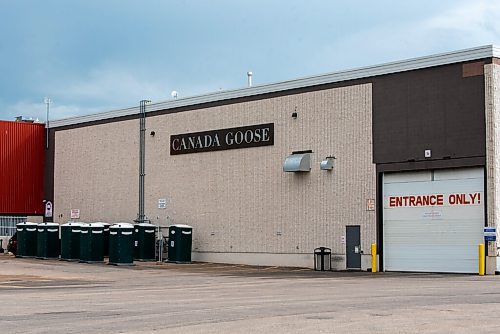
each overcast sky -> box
[1,0,500,121]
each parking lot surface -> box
[1,254,500,333]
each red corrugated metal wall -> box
[0,121,45,215]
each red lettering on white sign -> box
[448,193,481,205]
[389,195,444,207]
[388,192,481,207]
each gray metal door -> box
[346,225,361,270]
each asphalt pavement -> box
[1,254,500,333]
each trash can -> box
[314,247,331,271]
[167,224,192,263]
[108,223,134,266]
[80,223,104,263]
[16,222,38,257]
[60,222,82,261]
[36,223,60,259]
[134,223,156,261]
[97,222,111,257]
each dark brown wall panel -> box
[372,62,485,167]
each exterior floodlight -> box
[320,156,336,170]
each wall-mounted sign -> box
[45,201,53,218]
[366,199,375,211]
[387,192,481,208]
[70,209,80,219]
[484,227,496,242]
[170,123,274,155]
[158,198,167,209]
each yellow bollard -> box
[479,243,485,276]
[371,243,377,273]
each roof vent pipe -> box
[247,71,253,87]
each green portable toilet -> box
[79,223,104,263]
[99,223,111,257]
[134,223,156,261]
[36,223,60,259]
[167,224,192,263]
[109,223,134,266]
[60,222,82,261]
[16,222,37,257]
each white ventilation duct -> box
[283,151,312,172]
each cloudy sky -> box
[1,0,500,121]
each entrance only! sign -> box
[387,192,481,208]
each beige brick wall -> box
[53,83,376,267]
[485,64,500,269]
[54,119,139,223]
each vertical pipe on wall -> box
[138,100,150,223]
[44,97,51,149]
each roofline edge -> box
[50,44,496,128]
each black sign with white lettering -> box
[170,123,274,155]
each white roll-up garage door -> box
[383,167,484,273]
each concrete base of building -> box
[361,254,373,271]
[193,251,315,269]
[192,252,374,271]
[487,255,497,275]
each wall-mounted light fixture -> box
[291,112,298,118]
[320,156,336,170]
[150,131,156,137]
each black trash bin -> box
[314,247,331,271]
[80,223,104,263]
[60,222,82,261]
[36,223,60,259]
[109,223,134,266]
[134,223,156,261]
[167,224,192,263]
[16,222,37,258]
